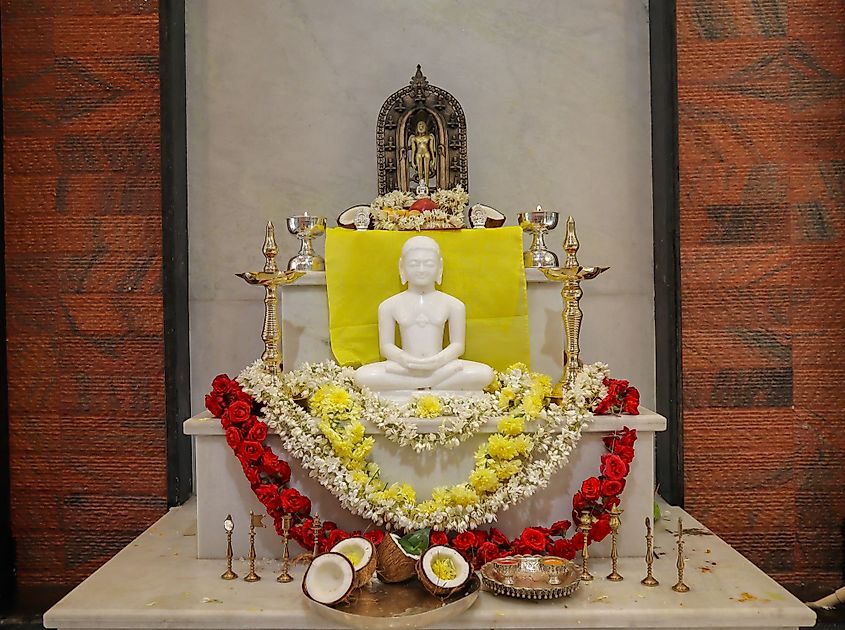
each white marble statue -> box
[354,236,494,393]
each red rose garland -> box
[207,374,637,563]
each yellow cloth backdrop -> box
[325,227,530,371]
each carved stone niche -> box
[376,65,468,195]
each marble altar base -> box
[184,411,665,560]
[43,497,816,630]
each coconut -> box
[302,552,355,607]
[336,205,373,230]
[416,545,471,597]
[331,536,377,589]
[377,533,420,583]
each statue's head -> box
[399,235,442,286]
[415,120,428,134]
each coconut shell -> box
[336,205,373,230]
[331,536,377,589]
[376,533,418,583]
[416,546,471,597]
[302,552,356,607]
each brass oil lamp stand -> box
[606,505,623,581]
[578,510,594,582]
[293,515,322,566]
[641,517,659,586]
[220,514,237,580]
[243,511,265,583]
[672,517,690,592]
[540,216,608,398]
[237,221,304,378]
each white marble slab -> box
[43,497,816,630]
[184,410,664,560]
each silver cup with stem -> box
[518,206,559,268]
[286,214,326,271]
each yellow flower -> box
[487,434,518,460]
[469,466,499,494]
[431,556,457,581]
[489,459,522,480]
[473,444,489,466]
[497,416,524,436]
[448,484,479,506]
[532,373,552,398]
[498,387,516,410]
[328,386,351,408]
[415,394,443,418]
[522,392,544,417]
[512,434,533,456]
[350,470,370,487]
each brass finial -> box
[293,514,322,567]
[277,513,293,583]
[238,222,304,378]
[672,517,690,593]
[606,505,623,581]
[541,216,608,397]
[221,514,237,580]
[578,510,594,582]
[641,517,659,587]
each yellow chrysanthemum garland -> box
[239,359,609,532]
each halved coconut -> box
[337,205,373,230]
[469,203,506,228]
[331,536,377,589]
[302,552,355,607]
[416,545,471,597]
[377,533,420,583]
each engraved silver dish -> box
[304,574,480,630]
[480,555,580,600]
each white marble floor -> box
[43,499,816,630]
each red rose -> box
[226,379,243,395]
[430,531,449,546]
[241,462,260,486]
[601,453,629,480]
[489,528,509,547]
[622,387,640,414]
[325,528,350,549]
[453,531,477,552]
[620,427,637,447]
[205,394,225,418]
[601,478,625,497]
[519,527,548,552]
[550,520,571,536]
[364,530,385,547]
[238,440,263,462]
[212,374,231,393]
[473,530,488,545]
[225,426,242,450]
[226,400,252,425]
[614,444,635,463]
[572,491,588,512]
[604,496,620,511]
[477,541,502,565]
[550,538,578,560]
[274,459,291,485]
[255,484,281,510]
[589,514,611,543]
[606,379,629,399]
[593,395,614,415]
[581,476,601,501]
[323,521,338,532]
[571,531,584,550]
[247,422,268,442]
[280,487,311,515]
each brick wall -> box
[2,1,167,586]
[678,0,845,587]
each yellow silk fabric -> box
[324,227,530,371]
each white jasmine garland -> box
[238,360,609,533]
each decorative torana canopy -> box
[376,65,468,195]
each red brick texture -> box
[2,1,167,586]
[678,0,845,587]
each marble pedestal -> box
[43,497,816,630]
[184,410,665,560]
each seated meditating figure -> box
[354,236,494,393]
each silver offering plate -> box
[480,555,580,600]
[304,574,480,630]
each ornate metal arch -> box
[376,65,468,195]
